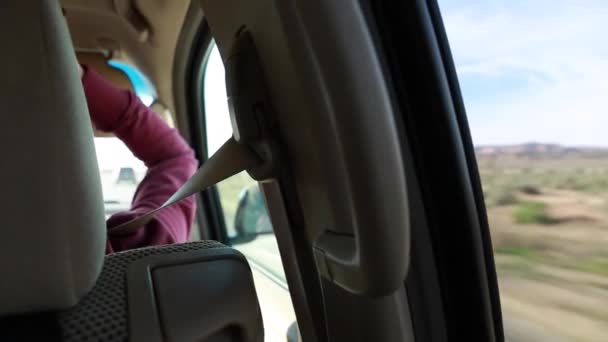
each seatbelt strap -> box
[107,137,261,236]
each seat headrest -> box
[0,0,105,315]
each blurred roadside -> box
[479,144,608,341]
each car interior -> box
[0,0,504,341]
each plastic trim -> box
[127,247,263,342]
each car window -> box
[203,43,297,340]
[94,62,156,218]
[439,0,608,340]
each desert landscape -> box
[478,143,608,341]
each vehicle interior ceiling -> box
[62,0,190,122]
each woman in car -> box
[80,64,197,253]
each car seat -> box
[0,1,263,341]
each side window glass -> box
[203,43,297,340]
[94,62,157,218]
[203,45,275,245]
[94,138,146,218]
[439,1,608,340]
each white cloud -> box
[440,0,608,146]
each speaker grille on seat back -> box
[58,240,225,342]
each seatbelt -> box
[107,137,261,236]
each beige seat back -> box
[0,0,106,316]
[0,3,264,342]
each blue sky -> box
[439,0,608,146]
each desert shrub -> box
[483,184,518,207]
[576,258,608,276]
[549,172,608,193]
[513,201,556,224]
[495,192,518,206]
[495,245,538,259]
[519,185,542,195]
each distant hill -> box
[475,143,608,159]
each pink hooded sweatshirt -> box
[82,66,198,254]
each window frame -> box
[184,20,230,243]
[183,26,299,339]
[197,41,288,285]
[187,25,277,249]
[426,1,503,336]
[369,0,503,340]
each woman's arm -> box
[81,65,198,253]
